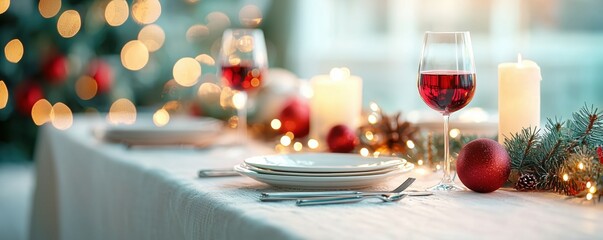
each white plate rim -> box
[241,163,403,177]
[244,153,406,173]
[234,162,414,189]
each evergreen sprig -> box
[505,104,603,198]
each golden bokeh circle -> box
[57,10,82,38]
[236,35,255,53]
[108,98,137,125]
[172,57,201,87]
[186,24,209,43]
[0,80,7,109]
[138,24,165,52]
[152,108,170,127]
[120,40,149,71]
[75,76,98,100]
[105,0,129,27]
[197,82,221,97]
[194,54,215,66]
[239,5,263,27]
[131,0,161,24]
[0,0,10,14]
[50,102,73,130]
[4,39,23,63]
[31,99,53,126]
[39,0,61,18]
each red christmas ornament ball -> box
[43,55,69,84]
[88,60,114,93]
[327,124,358,153]
[14,81,44,115]
[278,98,310,138]
[456,138,511,193]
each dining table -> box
[30,115,603,240]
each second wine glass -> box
[219,29,268,140]
[418,31,476,191]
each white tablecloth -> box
[31,116,603,240]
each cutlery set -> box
[261,178,432,206]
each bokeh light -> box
[57,10,82,38]
[0,0,10,14]
[239,5,262,27]
[50,102,73,130]
[0,80,7,109]
[206,12,230,31]
[280,135,291,147]
[186,24,209,43]
[449,128,461,138]
[152,108,170,127]
[360,148,369,157]
[195,54,215,66]
[307,139,319,149]
[121,40,149,71]
[138,24,165,52]
[105,0,129,27]
[172,57,201,87]
[197,82,221,97]
[108,98,137,125]
[75,76,98,100]
[131,0,161,24]
[270,119,281,130]
[39,0,61,18]
[293,142,303,152]
[31,99,53,126]
[236,35,255,53]
[4,39,23,63]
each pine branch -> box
[505,127,540,174]
[567,104,603,150]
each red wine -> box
[221,64,263,91]
[418,70,476,114]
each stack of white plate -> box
[235,153,414,189]
[101,115,223,146]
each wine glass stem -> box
[442,114,453,184]
[236,92,248,142]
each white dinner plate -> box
[244,153,406,173]
[242,163,403,177]
[234,162,414,189]
[102,114,223,145]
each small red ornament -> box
[327,124,358,153]
[278,98,310,138]
[43,55,69,84]
[14,81,44,115]
[456,138,511,193]
[88,59,114,93]
[597,146,603,164]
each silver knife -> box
[259,191,432,201]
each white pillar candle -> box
[310,68,363,142]
[498,54,542,144]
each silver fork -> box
[296,193,408,206]
[260,177,419,201]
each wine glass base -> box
[427,182,465,191]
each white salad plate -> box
[234,162,414,189]
[241,163,403,177]
[243,153,406,173]
[102,114,222,145]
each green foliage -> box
[505,104,603,197]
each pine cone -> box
[515,173,538,191]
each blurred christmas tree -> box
[0,0,273,161]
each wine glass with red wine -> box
[219,29,267,140]
[418,31,476,191]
